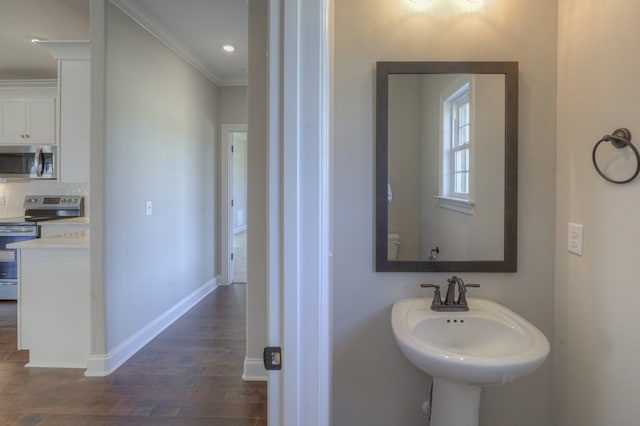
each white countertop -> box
[8,230,89,250]
[40,217,90,225]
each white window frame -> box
[436,76,476,215]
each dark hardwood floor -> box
[0,284,267,425]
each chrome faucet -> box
[421,275,479,312]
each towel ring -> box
[592,128,640,184]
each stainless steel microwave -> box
[0,145,56,180]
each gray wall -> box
[102,3,219,352]
[217,85,247,274]
[555,0,640,424]
[333,0,557,425]
[245,0,268,371]
[388,75,422,260]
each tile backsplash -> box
[0,182,89,218]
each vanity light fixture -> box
[409,0,483,4]
[222,44,236,53]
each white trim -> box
[32,40,91,60]
[84,279,218,377]
[26,360,86,369]
[221,124,248,286]
[267,0,283,425]
[109,0,247,86]
[276,0,332,425]
[0,80,57,88]
[242,357,268,381]
[434,196,476,215]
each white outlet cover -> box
[568,222,584,256]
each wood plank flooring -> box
[0,284,267,425]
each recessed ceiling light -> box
[222,44,236,53]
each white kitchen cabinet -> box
[10,231,90,369]
[58,58,90,183]
[0,97,56,144]
[34,40,90,183]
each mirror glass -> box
[376,62,518,272]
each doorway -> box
[221,124,248,285]
[231,131,247,283]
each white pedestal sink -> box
[391,297,550,426]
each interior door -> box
[221,124,247,286]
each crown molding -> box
[110,0,223,85]
[33,40,90,60]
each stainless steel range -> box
[0,195,84,300]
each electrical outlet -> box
[568,223,584,256]
[0,195,5,206]
[146,201,153,216]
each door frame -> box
[221,124,247,286]
[267,0,332,424]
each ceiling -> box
[0,0,248,86]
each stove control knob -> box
[29,198,37,203]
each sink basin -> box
[392,297,550,386]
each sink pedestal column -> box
[430,377,481,426]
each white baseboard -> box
[84,278,218,377]
[26,360,86,369]
[242,356,267,381]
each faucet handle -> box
[457,282,479,295]
[420,283,439,289]
[420,283,442,309]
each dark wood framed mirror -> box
[376,61,518,272]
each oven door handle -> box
[34,146,44,177]
[0,226,37,235]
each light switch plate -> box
[568,222,584,256]
[145,201,153,216]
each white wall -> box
[218,86,247,125]
[333,1,557,425]
[555,1,640,425]
[102,3,218,352]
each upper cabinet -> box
[0,97,56,144]
[34,40,90,183]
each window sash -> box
[448,93,470,198]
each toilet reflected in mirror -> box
[387,232,401,260]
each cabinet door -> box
[0,98,27,143]
[25,98,56,144]
[59,61,90,183]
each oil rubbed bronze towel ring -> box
[592,128,640,184]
